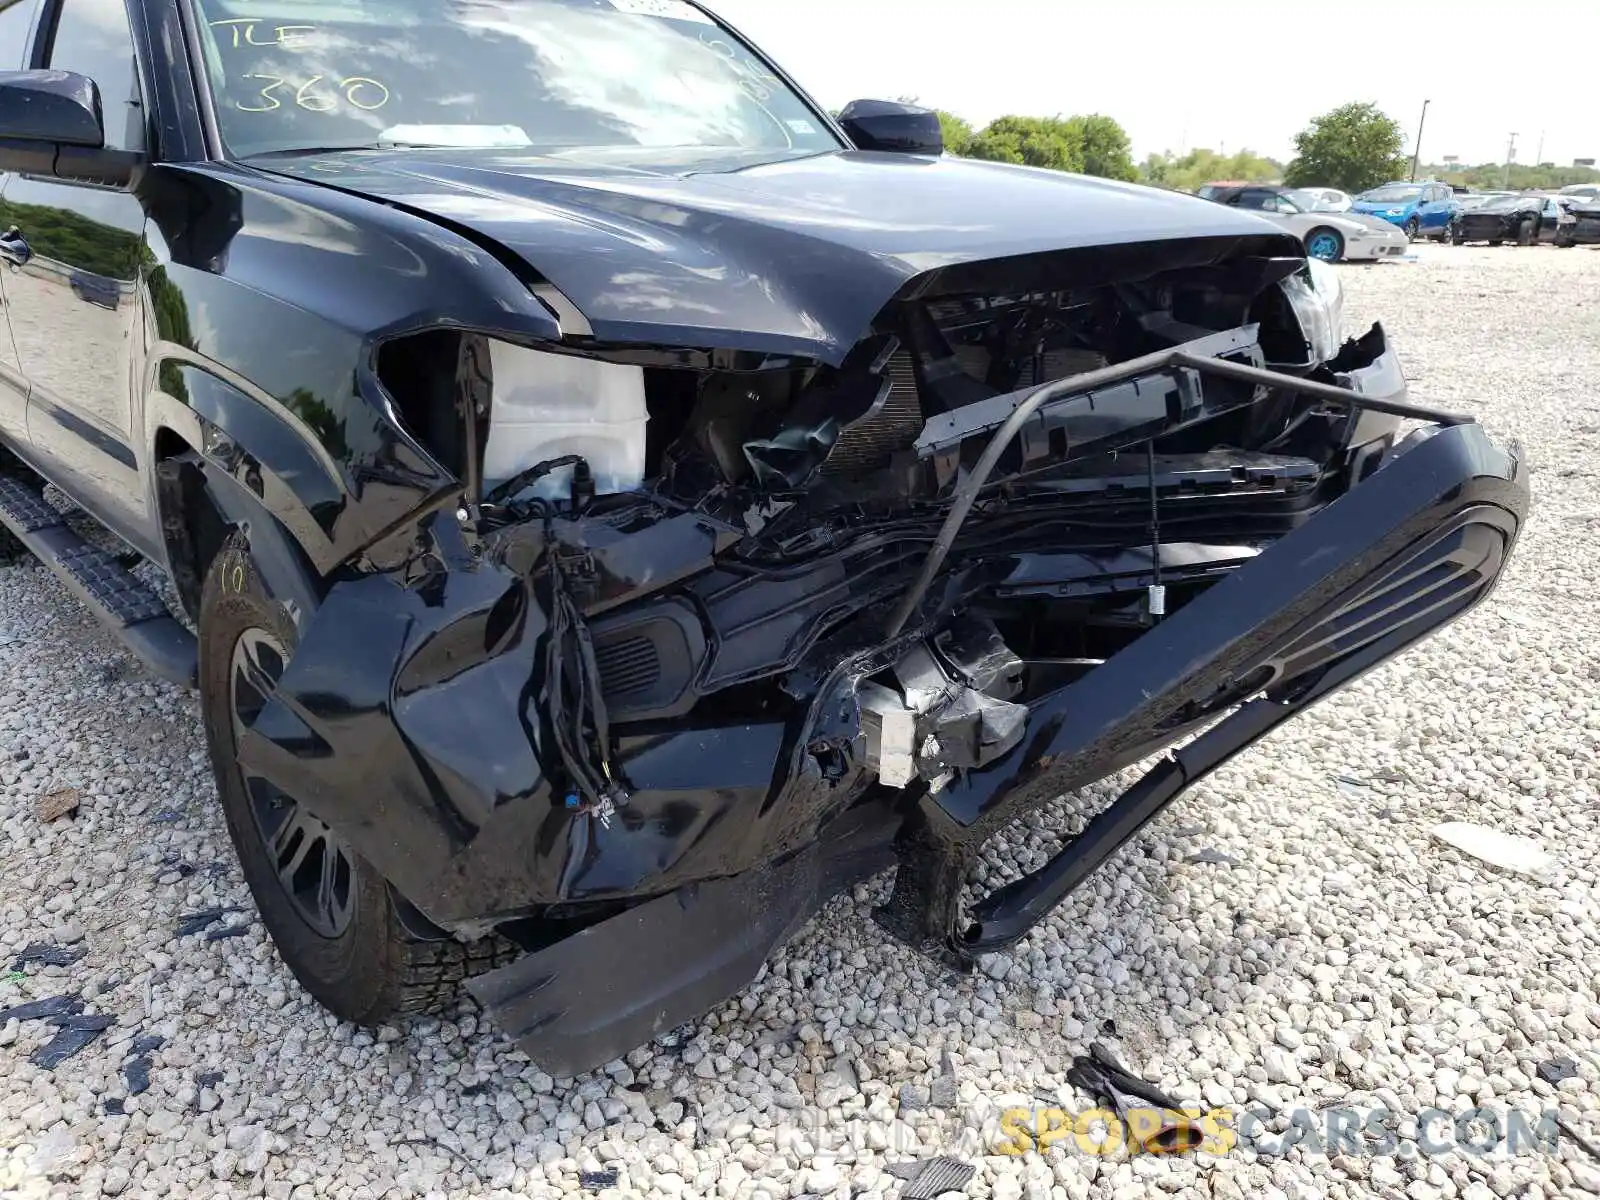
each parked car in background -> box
[1456,191,1516,212]
[1560,198,1600,245]
[1454,194,1575,246]
[1196,180,1255,200]
[1557,184,1600,203]
[1353,182,1459,240]
[1298,187,1354,212]
[1202,185,1410,261]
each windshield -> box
[1281,189,1324,212]
[1479,195,1529,212]
[1360,185,1421,203]
[190,0,843,160]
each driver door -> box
[0,0,152,549]
[0,0,43,452]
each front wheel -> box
[198,532,512,1023]
[1555,231,1575,248]
[1403,217,1421,239]
[1515,218,1536,247]
[1305,228,1345,262]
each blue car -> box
[1352,182,1460,240]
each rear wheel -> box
[199,532,514,1023]
[1516,218,1536,246]
[1305,228,1344,262]
[1555,230,1575,248]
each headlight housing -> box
[1280,258,1345,363]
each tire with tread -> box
[1516,217,1536,247]
[0,523,26,565]
[198,531,517,1023]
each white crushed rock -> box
[1,244,1598,1199]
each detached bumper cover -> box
[467,420,1526,1075]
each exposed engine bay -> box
[395,250,1384,807]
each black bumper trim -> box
[876,420,1526,959]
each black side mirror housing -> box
[0,70,105,147]
[837,99,944,155]
[0,69,134,184]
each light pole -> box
[1503,133,1518,190]
[1410,99,1431,182]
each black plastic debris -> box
[579,1168,619,1190]
[196,1070,223,1088]
[889,1156,976,1199]
[928,1050,959,1109]
[175,908,240,937]
[1066,1042,1203,1155]
[1186,848,1241,868]
[130,1034,165,1055]
[897,1084,928,1111]
[1,994,83,1023]
[151,810,184,824]
[205,924,250,942]
[9,943,88,972]
[1537,1057,1580,1085]
[103,1098,125,1116]
[123,1056,151,1096]
[651,1024,694,1052]
[32,1013,114,1069]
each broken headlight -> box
[1280,257,1346,364]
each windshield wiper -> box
[247,142,443,158]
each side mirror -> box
[0,70,134,184]
[837,99,943,155]
[0,70,105,147]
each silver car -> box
[1207,186,1411,262]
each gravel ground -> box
[2,244,1598,1200]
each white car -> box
[1298,187,1354,212]
[1206,185,1410,262]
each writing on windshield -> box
[192,0,840,158]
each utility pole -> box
[1503,133,1517,189]
[1535,131,1544,166]
[1410,99,1430,181]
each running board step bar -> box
[0,474,197,687]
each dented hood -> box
[260,146,1293,365]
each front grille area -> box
[822,350,923,475]
[595,635,661,699]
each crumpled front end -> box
[233,236,1528,1075]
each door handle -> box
[0,226,32,268]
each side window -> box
[1235,191,1271,210]
[0,0,41,68]
[43,0,142,152]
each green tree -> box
[1064,114,1137,181]
[1419,161,1599,191]
[966,116,1085,173]
[1284,102,1407,193]
[1139,147,1283,192]
[935,110,975,157]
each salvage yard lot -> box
[1,244,1598,1200]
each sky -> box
[710,0,1600,168]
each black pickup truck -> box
[0,0,1527,1075]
